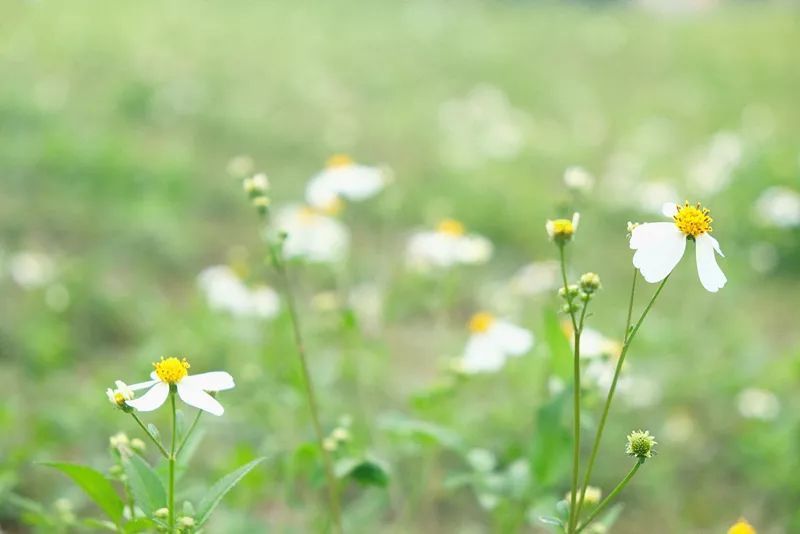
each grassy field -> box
[1,1,799,532]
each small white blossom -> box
[461,312,534,373]
[406,219,492,271]
[306,155,389,209]
[273,204,350,263]
[737,387,780,421]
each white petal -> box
[462,334,507,373]
[704,233,725,257]
[695,233,727,292]
[488,320,533,355]
[177,383,225,416]
[128,379,158,391]
[632,225,686,283]
[181,371,235,392]
[126,383,169,412]
[455,235,493,264]
[630,222,677,250]
[661,202,678,217]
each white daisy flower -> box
[630,201,727,292]
[305,154,389,209]
[9,251,55,289]
[106,380,134,408]
[406,219,492,271]
[273,204,350,263]
[754,186,800,228]
[197,266,279,320]
[563,166,595,193]
[126,357,234,416]
[461,312,534,373]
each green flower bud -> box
[579,272,601,294]
[178,516,195,528]
[154,508,169,519]
[626,430,657,460]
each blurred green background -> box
[1,0,799,532]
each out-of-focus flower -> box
[687,131,743,196]
[197,266,279,319]
[9,251,55,289]
[564,166,595,193]
[106,381,134,409]
[306,154,390,209]
[226,155,254,178]
[461,312,533,373]
[273,204,350,263]
[728,518,756,534]
[438,84,526,169]
[508,261,561,297]
[546,213,580,243]
[565,486,602,506]
[662,411,696,444]
[406,219,492,271]
[754,186,800,228]
[737,388,779,421]
[127,357,235,416]
[630,202,726,292]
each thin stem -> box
[574,274,668,522]
[168,392,177,533]
[175,410,202,457]
[622,267,638,344]
[576,459,643,533]
[129,412,169,459]
[270,245,343,533]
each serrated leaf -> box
[543,309,572,381]
[42,462,123,523]
[123,454,165,516]
[195,457,265,527]
[334,458,389,487]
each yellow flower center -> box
[320,197,344,216]
[326,154,353,168]
[550,219,574,237]
[469,312,495,333]
[437,218,465,236]
[153,357,190,384]
[114,392,126,405]
[673,202,712,238]
[728,519,756,534]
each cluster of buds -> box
[558,272,601,314]
[243,173,271,217]
[109,432,146,462]
[625,429,657,460]
[546,213,580,245]
[322,416,353,452]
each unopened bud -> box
[626,430,657,460]
[579,272,601,294]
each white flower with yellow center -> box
[106,380,134,408]
[630,201,726,292]
[273,204,350,263]
[306,154,389,209]
[197,266,279,319]
[126,357,234,416]
[406,218,492,271]
[461,312,534,373]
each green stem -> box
[574,274,668,523]
[168,392,177,533]
[176,410,202,457]
[622,267,638,344]
[576,459,643,533]
[129,412,169,459]
[270,245,343,533]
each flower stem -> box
[574,274,668,523]
[176,410,203,457]
[168,391,177,533]
[576,459,644,533]
[129,412,169,459]
[270,244,343,533]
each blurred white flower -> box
[563,166,595,193]
[438,84,526,169]
[306,154,389,209]
[574,327,621,360]
[273,204,350,263]
[631,202,726,292]
[226,155,255,178]
[9,251,55,289]
[662,412,696,443]
[509,261,561,297]
[584,357,630,395]
[687,131,743,196]
[737,387,779,421]
[754,186,800,228]
[197,266,279,319]
[406,219,492,271]
[461,312,533,373]
[127,357,234,416]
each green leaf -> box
[543,309,572,381]
[538,515,564,528]
[378,414,464,451]
[596,503,624,530]
[529,391,570,486]
[195,457,266,527]
[334,458,390,487]
[123,454,165,516]
[124,518,156,533]
[42,462,124,523]
[147,424,161,444]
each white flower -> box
[737,387,779,421]
[406,219,492,271]
[106,380,134,407]
[306,154,389,209]
[461,312,533,373]
[127,357,234,416]
[574,327,620,360]
[630,201,726,292]
[754,186,800,228]
[273,204,350,263]
[509,261,561,296]
[9,251,55,289]
[563,166,595,193]
[197,266,279,319]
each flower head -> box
[272,204,350,263]
[198,265,279,319]
[106,380,134,409]
[546,213,580,244]
[125,357,235,416]
[305,154,389,209]
[461,312,534,373]
[630,202,726,292]
[406,219,492,271]
[625,429,657,460]
[728,518,756,534]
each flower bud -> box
[106,381,134,410]
[154,508,169,519]
[322,437,337,452]
[178,516,196,528]
[625,429,657,460]
[579,272,601,294]
[558,284,580,300]
[109,432,129,449]
[130,438,146,453]
[546,213,580,244]
[562,302,580,314]
[331,428,350,443]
